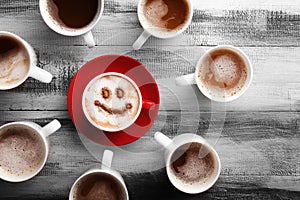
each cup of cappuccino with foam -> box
[176,45,253,102]
[0,120,61,182]
[133,0,193,50]
[69,150,129,200]
[154,132,221,194]
[0,31,53,90]
[82,72,155,132]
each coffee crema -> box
[73,172,127,200]
[170,142,215,185]
[198,48,248,99]
[47,0,99,29]
[84,74,141,130]
[0,36,30,88]
[143,0,190,31]
[0,125,46,176]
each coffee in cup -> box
[72,172,127,200]
[0,125,46,177]
[0,120,61,182]
[47,0,99,29]
[0,35,30,89]
[169,142,216,188]
[176,45,253,102]
[197,48,249,100]
[142,0,191,31]
[133,0,193,50]
[154,132,221,194]
[40,0,104,48]
[83,72,143,132]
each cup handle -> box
[142,99,156,109]
[154,132,173,151]
[83,31,95,48]
[29,66,53,83]
[133,30,151,50]
[175,73,196,86]
[102,150,114,170]
[41,119,61,138]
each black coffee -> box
[0,125,46,176]
[73,172,127,200]
[48,0,99,28]
[170,142,215,184]
[143,0,190,30]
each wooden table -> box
[0,0,300,199]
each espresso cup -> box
[133,0,193,50]
[39,0,104,48]
[0,120,61,182]
[154,132,221,194]
[175,45,253,102]
[69,150,129,200]
[82,72,155,132]
[0,31,53,90]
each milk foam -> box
[0,47,30,87]
[0,125,46,176]
[198,49,248,99]
[84,75,140,130]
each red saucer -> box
[68,55,160,146]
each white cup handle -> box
[102,150,114,170]
[29,66,53,83]
[154,132,174,151]
[133,30,151,50]
[175,73,196,86]
[41,119,61,138]
[83,31,95,48]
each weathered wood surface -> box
[0,0,300,199]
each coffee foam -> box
[0,125,46,176]
[169,143,215,188]
[140,0,190,35]
[73,173,126,200]
[84,75,140,131]
[198,49,248,99]
[0,41,30,88]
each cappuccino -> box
[72,172,127,200]
[169,142,215,186]
[197,48,248,99]
[0,125,46,176]
[84,74,141,131]
[0,36,30,88]
[142,0,190,31]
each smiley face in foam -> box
[83,73,142,132]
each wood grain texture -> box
[0,0,300,199]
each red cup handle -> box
[142,99,156,109]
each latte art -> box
[84,74,141,131]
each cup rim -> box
[166,137,221,194]
[0,122,49,182]
[0,31,34,90]
[82,72,143,132]
[137,0,193,39]
[69,169,129,200]
[39,0,104,37]
[195,45,253,102]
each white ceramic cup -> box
[0,31,53,90]
[39,0,104,48]
[133,0,193,50]
[154,132,221,194]
[82,72,154,132]
[175,45,253,102]
[69,150,129,200]
[0,120,61,182]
